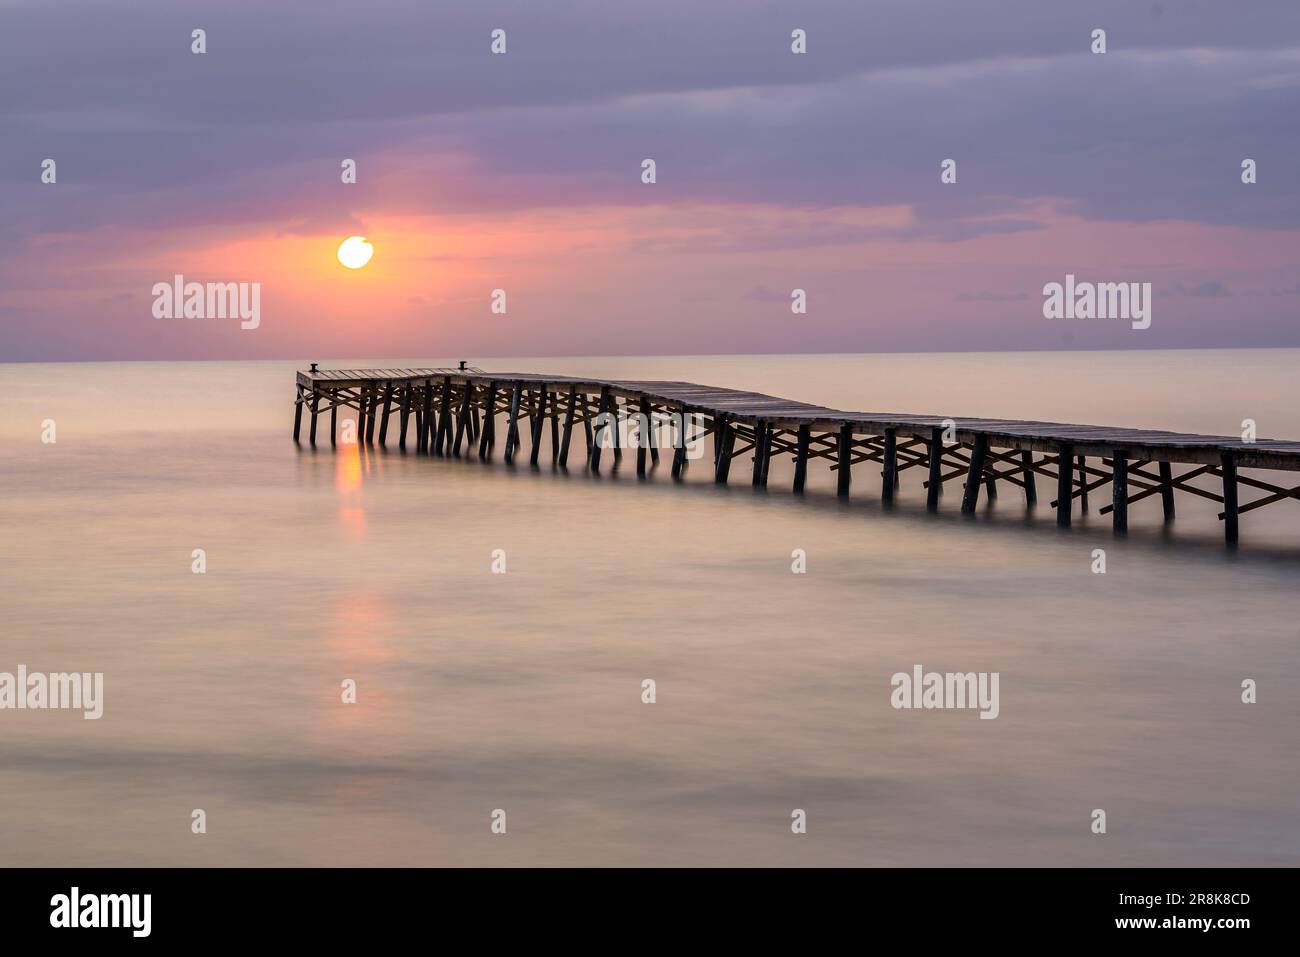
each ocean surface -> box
[1,350,1298,866]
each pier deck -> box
[293,366,1300,544]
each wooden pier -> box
[294,365,1300,545]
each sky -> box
[1,0,1298,361]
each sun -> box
[337,236,374,270]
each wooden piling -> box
[926,427,943,511]
[590,387,612,470]
[330,389,338,447]
[1077,455,1088,512]
[454,383,473,457]
[1020,450,1037,504]
[882,427,897,504]
[751,422,767,486]
[552,393,563,464]
[1112,453,1128,534]
[637,397,651,476]
[559,386,577,467]
[961,434,988,514]
[530,385,548,466]
[309,391,319,446]
[504,383,523,463]
[760,426,773,485]
[293,391,304,442]
[436,378,453,455]
[478,383,496,459]
[399,387,411,450]
[715,418,736,484]
[420,381,433,454]
[365,388,377,446]
[836,425,852,497]
[793,425,810,493]
[1056,445,1073,527]
[671,407,689,478]
[1221,451,1239,544]
[1159,461,1175,521]
[378,383,394,447]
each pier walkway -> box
[293,366,1300,544]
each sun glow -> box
[337,236,374,269]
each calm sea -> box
[1,350,1297,866]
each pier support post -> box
[556,394,567,465]
[330,390,338,447]
[1221,451,1239,544]
[559,390,574,468]
[399,387,411,450]
[612,399,623,464]
[1020,450,1037,504]
[926,428,943,511]
[590,387,612,470]
[1112,453,1128,534]
[961,434,988,514]
[454,383,473,457]
[436,378,453,455]
[715,418,736,484]
[1159,461,1175,521]
[356,390,368,448]
[836,425,852,498]
[671,406,689,478]
[637,398,651,476]
[793,426,810,492]
[504,383,523,463]
[1056,444,1073,527]
[378,383,394,447]
[309,391,319,446]
[365,388,377,446]
[582,392,594,457]
[1078,455,1089,512]
[293,390,304,442]
[420,381,433,453]
[882,428,897,504]
[481,382,497,458]
[530,386,548,466]
[751,422,767,486]
[760,427,773,485]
